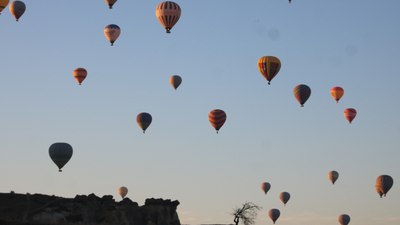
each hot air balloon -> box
[344,108,357,124]
[0,0,10,14]
[105,0,117,9]
[208,109,226,134]
[331,87,344,103]
[104,24,121,46]
[137,112,152,134]
[9,0,25,21]
[328,170,339,185]
[49,143,73,172]
[261,182,271,194]
[118,186,128,199]
[73,68,87,85]
[293,84,311,107]
[155,1,181,33]
[279,192,290,206]
[375,175,393,197]
[170,75,182,90]
[268,209,280,224]
[258,56,281,85]
[338,214,350,225]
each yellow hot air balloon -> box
[0,0,10,14]
[9,0,25,21]
[118,186,128,199]
[257,56,281,85]
[155,1,181,33]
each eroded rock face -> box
[0,192,180,225]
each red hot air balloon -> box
[257,56,281,85]
[343,108,357,124]
[208,109,226,134]
[331,86,344,103]
[73,68,87,85]
[293,84,311,107]
[155,1,181,33]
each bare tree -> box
[231,202,261,225]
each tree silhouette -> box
[231,202,261,225]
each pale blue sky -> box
[0,1,399,225]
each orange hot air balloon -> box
[257,56,281,85]
[170,75,182,90]
[155,1,181,33]
[73,68,87,85]
[344,108,357,124]
[105,0,117,9]
[104,24,121,46]
[208,109,226,134]
[0,0,10,14]
[331,87,344,103]
[261,182,271,194]
[9,0,25,21]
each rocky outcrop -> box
[0,192,180,225]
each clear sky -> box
[0,1,399,225]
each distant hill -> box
[0,192,180,225]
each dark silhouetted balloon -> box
[49,143,73,172]
[344,108,357,124]
[137,112,152,134]
[9,0,25,21]
[208,109,226,134]
[105,0,117,9]
[118,186,128,199]
[170,75,182,90]
[261,182,271,194]
[268,209,280,224]
[293,84,311,107]
[328,170,339,185]
[258,56,281,85]
[73,68,87,85]
[338,214,350,225]
[279,192,290,206]
[156,1,181,33]
[375,175,393,197]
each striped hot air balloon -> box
[0,0,10,14]
[208,109,226,134]
[293,84,311,107]
[257,56,281,85]
[331,86,344,103]
[155,1,181,33]
[343,108,357,124]
[73,68,87,85]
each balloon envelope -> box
[118,186,128,199]
[331,86,344,103]
[208,109,226,133]
[9,0,25,21]
[258,56,281,85]
[137,112,152,133]
[156,1,181,33]
[0,0,10,14]
[170,75,182,90]
[73,68,87,85]
[104,24,121,46]
[105,0,117,9]
[328,170,339,185]
[338,214,350,225]
[279,192,290,206]
[49,143,73,172]
[375,175,393,197]
[268,209,280,224]
[261,182,271,194]
[293,84,311,107]
[344,108,357,123]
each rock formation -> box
[0,192,180,225]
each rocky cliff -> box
[0,192,180,225]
